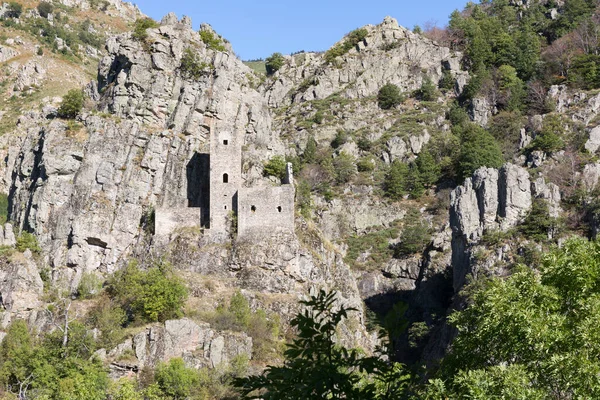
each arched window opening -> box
[223,173,228,183]
[224,205,227,210]
[277,206,282,213]
[251,205,256,213]
[223,140,228,145]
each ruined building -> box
[156,128,295,239]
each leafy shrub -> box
[345,224,399,269]
[77,20,103,48]
[263,155,287,180]
[87,298,127,349]
[265,52,285,75]
[37,1,54,18]
[155,358,199,399]
[37,47,44,56]
[331,130,349,148]
[439,70,455,91]
[324,28,368,64]
[5,2,22,18]
[395,209,431,256]
[456,123,504,181]
[357,156,375,172]
[77,272,103,299]
[16,232,41,254]
[414,150,441,187]
[235,290,411,399]
[519,198,560,241]
[377,83,403,110]
[132,18,158,42]
[200,29,226,51]
[206,291,281,362]
[333,151,356,184]
[58,89,84,119]
[384,160,409,200]
[107,260,187,323]
[529,114,565,154]
[0,319,109,400]
[180,48,211,80]
[414,77,437,101]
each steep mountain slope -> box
[0,0,600,395]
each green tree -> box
[302,136,317,164]
[263,155,287,180]
[395,209,430,256]
[180,48,211,80]
[519,198,560,241]
[384,160,409,200]
[414,150,441,187]
[333,151,356,184]
[58,89,85,119]
[37,1,54,18]
[235,290,411,399]
[456,123,504,181]
[132,18,159,42]
[155,358,199,400]
[414,77,437,101]
[5,2,22,18]
[377,83,403,110]
[265,52,285,75]
[200,29,226,51]
[435,238,600,398]
[496,64,525,111]
[0,320,34,396]
[529,114,565,153]
[107,260,187,323]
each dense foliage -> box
[200,30,227,52]
[107,260,187,323]
[57,89,84,119]
[132,18,159,42]
[235,290,411,399]
[180,48,212,80]
[324,28,368,63]
[265,52,285,75]
[429,238,600,398]
[377,83,403,109]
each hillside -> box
[0,0,599,398]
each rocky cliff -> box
[1,0,600,378]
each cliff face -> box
[2,2,600,374]
[0,12,381,363]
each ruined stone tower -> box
[209,128,242,234]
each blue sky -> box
[133,0,469,60]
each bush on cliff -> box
[57,89,84,119]
[107,260,187,323]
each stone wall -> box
[209,129,242,233]
[237,185,295,238]
[154,207,202,237]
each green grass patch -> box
[243,60,266,75]
[344,221,401,270]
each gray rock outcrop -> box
[112,318,253,369]
[0,45,19,63]
[450,163,532,290]
[265,16,465,108]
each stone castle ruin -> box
[155,128,295,240]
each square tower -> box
[209,129,242,233]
